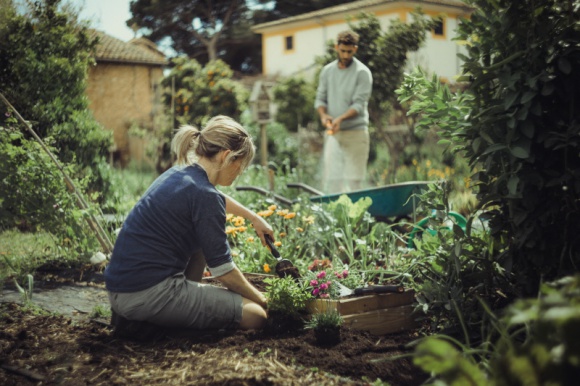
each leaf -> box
[504,91,520,109]
[541,82,554,96]
[509,137,531,159]
[508,175,520,196]
[521,91,536,104]
[558,58,571,74]
[482,143,507,155]
[520,120,535,138]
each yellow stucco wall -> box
[86,63,163,166]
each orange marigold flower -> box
[226,213,234,222]
[263,263,271,273]
[296,227,304,232]
[258,210,274,217]
[268,204,277,211]
[279,232,287,238]
[233,216,245,226]
[236,226,248,233]
[284,212,296,219]
[277,209,289,216]
[274,241,282,247]
[246,236,255,243]
[226,226,236,235]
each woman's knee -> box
[239,300,267,330]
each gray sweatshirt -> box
[314,57,373,131]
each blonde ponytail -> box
[171,125,201,165]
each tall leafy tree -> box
[264,0,357,21]
[127,0,359,73]
[128,0,253,71]
[0,0,112,250]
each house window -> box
[432,19,445,38]
[285,35,294,52]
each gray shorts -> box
[108,273,243,330]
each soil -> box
[0,263,428,385]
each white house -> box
[251,0,473,81]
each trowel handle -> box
[264,234,281,259]
[354,285,404,295]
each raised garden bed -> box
[307,290,417,335]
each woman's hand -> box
[223,193,274,246]
[250,214,274,247]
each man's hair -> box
[336,30,359,46]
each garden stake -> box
[0,91,114,254]
[264,234,301,279]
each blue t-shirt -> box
[105,164,235,292]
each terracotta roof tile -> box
[89,29,167,66]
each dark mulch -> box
[0,263,428,385]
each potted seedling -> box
[304,306,343,345]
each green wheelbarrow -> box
[236,181,432,223]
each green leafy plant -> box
[304,308,343,331]
[264,276,312,319]
[400,0,580,296]
[90,304,111,319]
[411,275,580,385]
[13,274,34,303]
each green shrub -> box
[0,0,113,197]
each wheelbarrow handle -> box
[235,186,294,206]
[286,183,324,196]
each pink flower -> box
[312,288,320,296]
[342,270,349,278]
[320,293,330,299]
[334,272,343,279]
[310,279,318,287]
[319,283,328,290]
[316,271,326,279]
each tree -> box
[264,0,357,21]
[0,0,112,251]
[127,0,359,74]
[399,0,580,296]
[128,0,253,71]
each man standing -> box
[315,30,373,194]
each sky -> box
[74,0,135,41]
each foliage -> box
[0,230,60,285]
[397,181,510,334]
[0,0,113,194]
[272,76,317,133]
[127,0,359,74]
[222,173,402,279]
[162,58,249,128]
[400,0,580,295]
[90,304,112,319]
[304,308,343,331]
[0,119,103,255]
[264,0,356,20]
[264,276,312,318]
[0,0,113,253]
[129,0,247,62]
[412,275,580,385]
